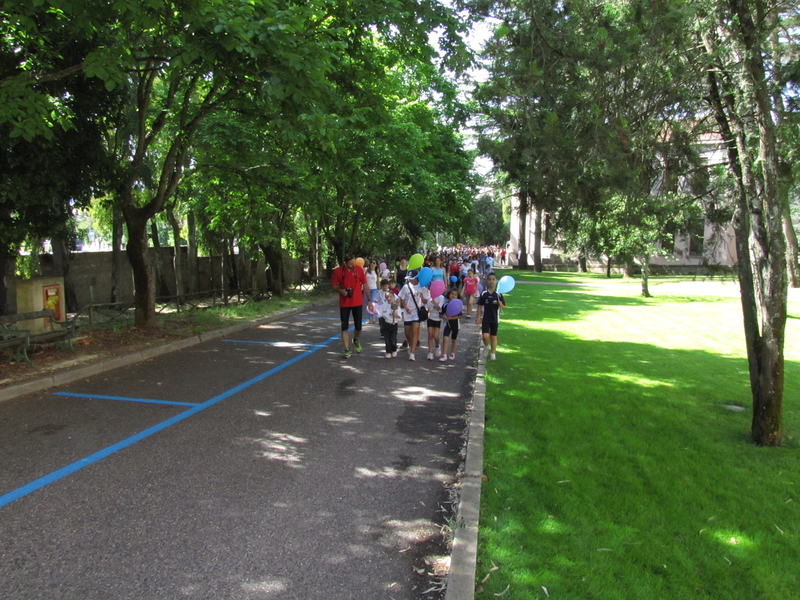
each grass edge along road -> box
[476,272,800,600]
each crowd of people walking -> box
[331,247,508,363]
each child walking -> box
[476,272,506,361]
[426,288,444,360]
[462,268,480,319]
[378,290,402,358]
[439,289,462,362]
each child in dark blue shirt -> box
[476,272,506,361]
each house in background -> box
[506,132,737,272]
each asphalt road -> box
[0,308,480,600]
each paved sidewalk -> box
[0,301,483,600]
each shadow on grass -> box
[478,325,800,599]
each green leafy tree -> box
[692,0,792,445]
[472,193,507,246]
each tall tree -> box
[694,0,790,445]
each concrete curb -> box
[0,298,336,403]
[445,350,486,600]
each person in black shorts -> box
[331,254,374,359]
[476,272,506,361]
[439,288,462,362]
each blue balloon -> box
[417,267,433,287]
[497,275,516,294]
[450,275,458,282]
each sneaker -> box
[353,340,362,353]
[409,353,416,361]
[392,351,398,357]
[342,348,351,359]
[449,353,455,360]
[401,340,408,349]
[490,353,496,360]
[439,354,447,362]
[386,352,392,359]
[427,352,434,361]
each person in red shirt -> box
[331,254,374,359]
[448,258,461,290]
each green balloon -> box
[408,253,424,270]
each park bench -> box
[0,309,77,366]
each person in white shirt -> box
[397,270,429,361]
[378,290,403,358]
[365,260,380,324]
[426,291,444,360]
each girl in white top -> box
[365,260,379,323]
[426,292,445,360]
[397,271,429,361]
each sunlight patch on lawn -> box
[539,516,571,534]
[711,530,756,551]
[590,372,676,388]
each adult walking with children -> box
[332,254,374,359]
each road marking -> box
[54,392,201,407]
[0,330,346,509]
[222,340,319,348]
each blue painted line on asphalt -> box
[53,392,201,408]
[0,328,349,510]
[222,339,318,348]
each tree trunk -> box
[166,204,184,304]
[226,238,238,291]
[578,252,587,273]
[187,209,198,296]
[623,258,636,278]
[639,255,651,298]
[308,219,319,278]
[517,187,529,269]
[0,252,10,315]
[533,205,543,272]
[219,240,231,303]
[784,213,799,288]
[125,213,157,327]
[605,255,612,278]
[260,242,284,296]
[110,202,124,304]
[702,5,787,446]
[731,0,787,446]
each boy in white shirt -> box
[378,290,403,358]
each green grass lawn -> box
[477,272,800,600]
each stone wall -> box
[6,249,301,314]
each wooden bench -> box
[0,309,77,366]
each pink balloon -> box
[430,280,445,298]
